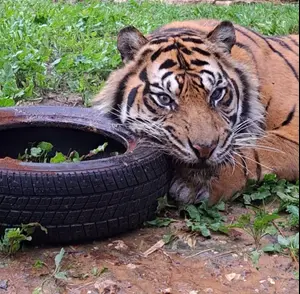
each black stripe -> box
[165,125,185,147]
[235,42,258,72]
[273,133,298,145]
[181,47,193,55]
[223,88,234,107]
[177,52,189,70]
[268,37,299,56]
[237,26,299,80]
[217,62,229,79]
[230,78,240,100]
[159,59,177,70]
[127,85,141,114]
[274,105,296,129]
[235,27,259,45]
[150,38,169,44]
[220,130,232,148]
[151,49,162,62]
[235,67,250,119]
[139,67,148,82]
[228,113,237,124]
[136,49,154,66]
[113,72,134,110]
[288,36,299,47]
[253,150,262,181]
[200,70,216,83]
[191,47,211,56]
[237,149,248,178]
[191,59,209,67]
[266,40,299,80]
[162,71,173,81]
[265,97,272,112]
[281,105,296,127]
[143,96,158,114]
[157,27,203,35]
[151,44,177,62]
[181,37,204,44]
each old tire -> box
[0,106,171,244]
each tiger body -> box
[93,19,299,204]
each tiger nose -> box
[192,141,218,160]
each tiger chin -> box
[92,19,299,205]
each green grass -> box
[0,0,298,105]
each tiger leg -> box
[207,131,299,205]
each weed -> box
[0,223,47,255]
[228,208,279,249]
[33,248,67,293]
[18,141,108,163]
[240,174,299,206]
[148,201,228,239]
[263,233,299,262]
[183,201,228,237]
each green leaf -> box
[0,98,15,107]
[262,243,282,253]
[277,235,290,247]
[54,271,68,280]
[37,141,53,152]
[50,152,66,163]
[91,267,99,277]
[215,201,225,211]
[291,232,299,249]
[100,267,108,274]
[185,205,201,222]
[55,248,65,270]
[90,142,108,155]
[287,205,299,218]
[30,147,42,157]
[147,218,174,228]
[199,224,211,237]
[32,287,42,294]
[163,233,174,245]
[250,250,262,270]
[253,213,280,231]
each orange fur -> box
[93,19,299,204]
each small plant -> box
[18,141,108,163]
[263,233,299,261]
[228,208,279,249]
[33,248,67,294]
[183,201,228,237]
[241,174,299,206]
[148,201,228,238]
[0,223,47,255]
[286,205,299,228]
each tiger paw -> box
[169,177,210,204]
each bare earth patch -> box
[0,204,298,294]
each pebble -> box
[267,277,275,285]
[225,273,241,281]
[203,288,214,293]
[126,263,137,270]
[0,280,8,290]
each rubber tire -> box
[0,106,171,244]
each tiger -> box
[92,19,299,205]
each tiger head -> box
[93,21,265,167]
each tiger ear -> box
[207,21,236,54]
[117,26,148,63]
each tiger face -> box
[93,21,264,168]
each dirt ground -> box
[0,202,298,294]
